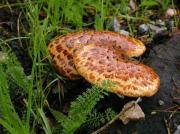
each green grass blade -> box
[38,108,52,134]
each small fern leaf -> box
[49,108,67,124]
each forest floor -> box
[0,0,180,134]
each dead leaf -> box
[119,100,145,124]
[129,0,137,11]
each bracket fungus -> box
[48,31,160,97]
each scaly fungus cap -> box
[73,45,160,97]
[48,31,146,80]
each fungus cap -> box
[73,45,160,97]
[48,31,146,80]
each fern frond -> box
[62,80,113,134]
[50,80,114,134]
[0,65,29,134]
[0,51,34,133]
[7,65,31,92]
[2,52,31,94]
[38,108,52,134]
[83,108,117,130]
[49,108,67,124]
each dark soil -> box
[0,7,32,74]
[103,33,180,134]
[47,32,180,134]
[50,32,180,134]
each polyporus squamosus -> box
[48,31,160,97]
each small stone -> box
[148,24,159,31]
[156,27,167,34]
[148,24,167,34]
[156,19,165,26]
[150,21,156,25]
[138,24,149,34]
[113,17,121,32]
[158,100,165,106]
[151,111,157,115]
[174,125,180,134]
[119,30,129,36]
[166,8,177,17]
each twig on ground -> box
[17,12,23,48]
[91,97,142,134]
[152,105,180,114]
[164,118,171,134]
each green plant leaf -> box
[38,108,53,134]
[0,66,29,134]
[49,108,67,124]
[140,0,159,7]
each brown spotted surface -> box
[48,31,146,80]
[73,45,160,97]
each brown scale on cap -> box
[73,45,160,97]
[48,31,146,80]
